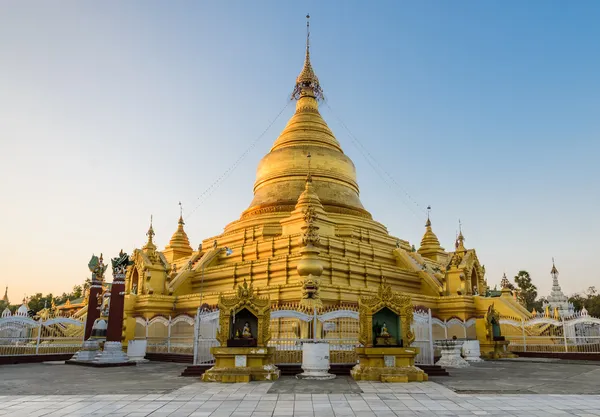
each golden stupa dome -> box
[418,217,445,262]
[242,18,370,220]
[419,218,442,249]
[166,215,192,251]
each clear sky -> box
[1,1,599,304]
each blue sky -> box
[1,1,598,302]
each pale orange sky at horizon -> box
[1,2,599,305]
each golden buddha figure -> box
[380,322,390,337]
[242,322,252,338]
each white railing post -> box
[428,309,434,365]
[35,321,42,355]
[167,315,172,353]
[562,316,568,353]
[463,319,467,339]
[521,319,526,352]
[193,307,200,365]
[444,319,448,339]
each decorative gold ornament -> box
[358,281,415,347]
[215,280,271,347]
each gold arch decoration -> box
[216,280,271,347]
[358,281,415,347]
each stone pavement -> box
[431,359,600,395]
[0,361,599,416]
[1,379,600,416]
[0,362,190,395]
[267,376,362,394]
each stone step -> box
[418,364,449,376]
[145,353,193,364]
[181,364,212,377]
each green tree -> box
[71,285,83,299]
[26,293,54,316]
[513,270,538,311]
[569,294,586,311]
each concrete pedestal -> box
[70,340,101,362]
[202,347,280,382]
[93,341,132,364]
[435,342,470,368]
[296,342,336,380]
[351,347,428,382]
[480,340,518,359]
[461,340,483,362]
[127,340,148,362]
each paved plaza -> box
[0,360,599,416]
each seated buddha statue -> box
[242,322,252,338]
[380,322,390,337]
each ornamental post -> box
[84,254,107,340]
[106,251,131,343]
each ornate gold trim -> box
[215,280,271,347]
[358,281,415,347]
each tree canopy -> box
[569,286,600,318]
[513,270,542,311]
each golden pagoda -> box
[120,18,529,343]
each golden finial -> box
[147,215,155,243]
[306,152,312,183]
[178,202,184,225]
[456,219,465,249]
[292,14,323,101]
[425,205,431,227]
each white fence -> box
[0,315,85,356]
[133,306,479,366]
[500,312,600,354]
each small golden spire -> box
[291,14,324,101]
[306,152,312,183]
[147,215,155,243]
[425,205,431,227]
[144,215,157,252]
[455,219,466,251]
[178,201,184,226]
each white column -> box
[193,307,200,365]
[562,317,568,353]
[35,322,42,355]
[427,309,434,365]
[521,319,527,352]
[167,315,172,353]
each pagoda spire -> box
[2,286,8,304]
[455,219,466,252]
[291,14,324,101]
[164,204,193,262]
[418,207,445,262]
[143,215,157,252]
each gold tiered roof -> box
[163,212,193,262]
[241,17,369,221]
[418,217,445,262]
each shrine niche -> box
[203,281,279,383]
[358,281,415,348]
[228,308,258,347]
[352,281,427,383]
[215,280,270,348]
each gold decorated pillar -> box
[202,281,279,382]
[351,281,427,382]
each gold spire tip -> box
[178,202,184,225]
[291,13,323,101]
